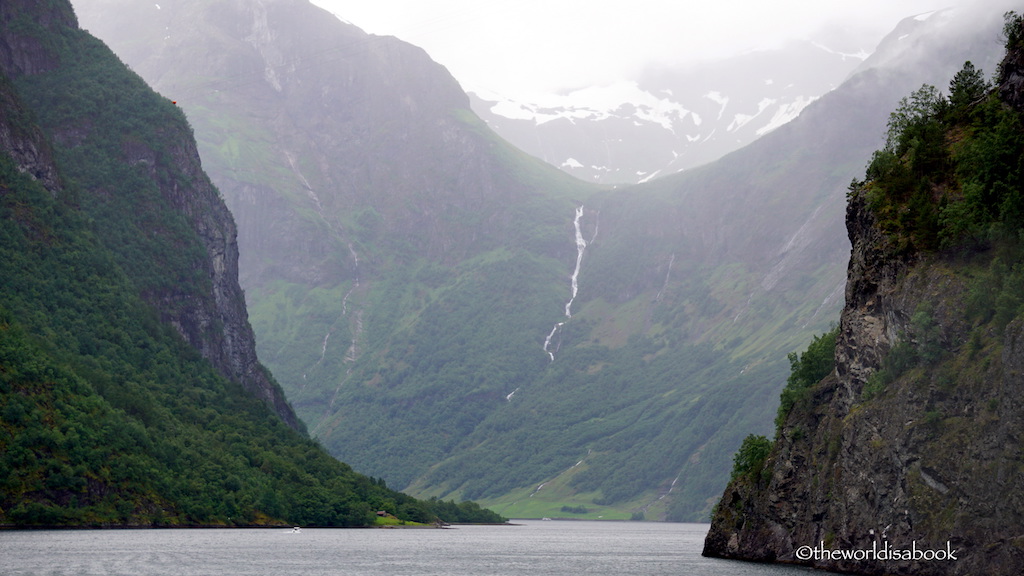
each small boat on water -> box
[289,526,302,533]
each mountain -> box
[73,0,607,510]
[539,4,1010,518]
[703,11,1024,576]
[72,0,1010,522]
[0,0,500,527]
[470,39,867,185]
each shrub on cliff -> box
[729,434,772,482]
[775,326,838,431]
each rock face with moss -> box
[1,0,299,430]
[704,13,1024,576]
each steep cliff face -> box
[706,196,1024,576]
[1,0,299,430]
[0,0,70,77]
[704,16,1024,576]
[0,80,60,194]
[0,1,65,194]
[143,121,300,430]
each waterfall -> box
[655,253,675,302]
[565,205,587,318]
[544,205,590,361]
[543,323,561,362]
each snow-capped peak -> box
[481,81,693,132]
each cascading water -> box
[341,243,360,316]
[565,205,587,318]
[542,323,561,362]
[656,253,675,302]
[543,205,590,361]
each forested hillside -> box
[0,0,501,527]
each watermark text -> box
[795,540,958,562]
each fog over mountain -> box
[471,40,865,184]
[310,0,961,99]
[468,1,1019,184]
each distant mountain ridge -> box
[470,38,868,184]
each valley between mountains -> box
[69,0,1011,523]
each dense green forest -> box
[0,117,401,526]
[859,13,1024,332]
[0,1,502,527]
[861,13,1024,255]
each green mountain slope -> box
[71,0,1012,521]
[0,0,500,527]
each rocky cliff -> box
[0,1,64,194]
[0,0,299,430]
[703,13,1024,576]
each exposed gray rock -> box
[705,186,1024,575]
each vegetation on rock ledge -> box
[860,12,1024,255]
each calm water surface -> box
[0,520,823,575]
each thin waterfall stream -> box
[543,205,589,361]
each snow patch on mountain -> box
[810,41,872,62]
[705,91,729,120]
[727,97,774,132]
[757,95,819,135]
[726,95,818,136]
[481,81,692,131]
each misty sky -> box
[310,0,982,100]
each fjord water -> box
[0,520,821,575]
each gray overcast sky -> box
[309,0,981,99]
